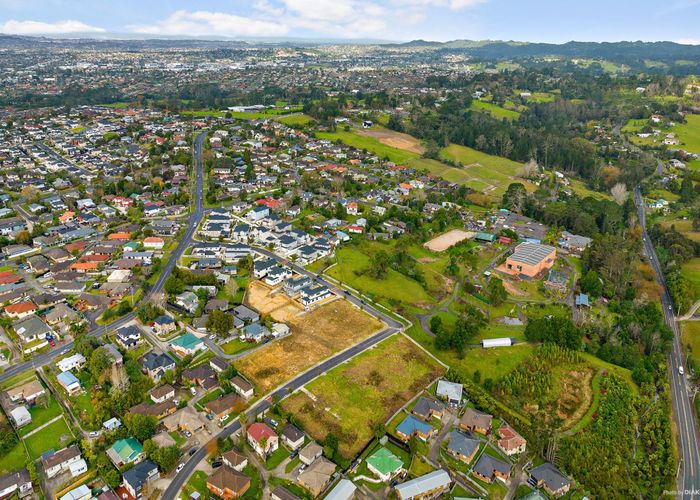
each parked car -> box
[212,461,223,468]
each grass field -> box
[275,114,313,127]
[282,334,444,458]
[675,114,700,155]
[681,322,700,372]
[236,295,383,393]
[326,243,436,308]
[0,443,28,473]
[681,258,700,301]
[24,417,74,459]
[470,100,521,120]
[18,396,63,437]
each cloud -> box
[676,38,700,45]
[391,0,486,10]
[128,10,289,37]
[0,19,105,34]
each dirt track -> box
[357,128,425,154]
[424,229,475,252]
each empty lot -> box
[282,334,444,458]
[236,296,384,394]
[424,229,475,252]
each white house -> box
[57,353,86,372]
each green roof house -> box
[366,447,404,481]
[107,438,143,467]
[169,332,206,356]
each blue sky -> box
[0,0,699,43]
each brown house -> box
[460,408,493,435]
[206,465,250,499]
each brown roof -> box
[461,408,493,430]
[231,375,253,393]
[207,465,250,494]
[150,384,175,400]
[222,450,247,468]
[130,400,176,418]
[204,393,241,416]
[41,445,81,469]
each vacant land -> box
[282,335,444,458]
[24,417,74,459]
[424,229,475,252]
[237,298,384,393]
[470,100,521,121]
[357,127,425,154]
[275,114,313,127]
[246,281,303,321]
[681,322,700,370]
[682,258,700,301]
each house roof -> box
[394,469,451,499]
[123,460,158,490]
[472,453,511,478]
[207,465,250,494]
[530,462,569,491]
[205,393,240,416]
[508,242,555,266]
[436,380,463,402]
[170,332,204,351]
[57,371,80,387]
[325,479,357,500]
[248,422,276,443]
[396,415,433,436]
[222,449,247,468]
[271,486,299,500]
[366,447,403,475]
[446,430,479,458]
[281,424,304,443]
[413,396,444,418]
[110,438,142,463]
[461,408,493,429]
[298,457,336,492]
[42,445,81,469]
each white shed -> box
[481,338,513,349]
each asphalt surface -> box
[635,187,700,498]
[0,131,209,385]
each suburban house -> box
[206,465,250,499]
[140,352,176,382]
[460,408,493,435]
[529,462,571,498]
[169,332,206,356]
[412,397,445,421]
[436,380,463,407]
[299,442,323,466]
[41,445,83,479]
[0,469,33,499]
[175,291,199,314]
[60,484,91,500]
[162,406,206,435]
[271,486,300,500]
[116,325,143,350]
[152,315,177,335]
[502,242,556,278]
[123,460,159,499]
[7,380,45,405]
[324,479,356,500]
[13,315,52,353]
[150,384,176,404]
[222,450,248,472]
[230,375,254,399]
[280,424,305,450]
[10,406,31,427]
[247,422,279,458]
[57,353,86,372]
[472,453,512,484]
[4,301,37,320]
[297,457,336,496]
[396,415,435,441]
[497,424,527,455]
[107,438,144,468]
[366,447,404,481]
[57,371,82,395]
[446,430,479,464]
[394,469,452,500]
[205,393,241,422]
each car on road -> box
[49,340,55,347]
[176,463,185,473]
[88,431,100,438]
[679,366,684,375]
[188,448,198,456]
[344,290,350,295]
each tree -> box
[487,277,508,306]
[164,276,184,295]
[207,310,234,337]
[89,347,113,384]
[502,183,528,214]
[525,315,582,350]
[367,250,391,279]
[429,315,443,334]
[14,230,32,245]
[580,269,603,298]
[124,413,157,442]
[610,182,628,205]
[20,186,39,203]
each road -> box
[635,187,700,498]
[0,130,209,385]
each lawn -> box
[0,443,28,473]
[18,396,64,437]
[264,446,289,470]
[24,417,74,459]
[275,114,313,127]
[681,258,700,301]
[180,470,209,500]
[470,100,521,121]
[681,322,700,371]
[281,334,444,459]
[674,114,700,156]
[326,243,435,308]
[221,338,255,356]
[237,295,384,393]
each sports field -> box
[282,334,444,458]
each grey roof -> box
[13,315,52,339]
[508,242,555,266]
[413,396,445,419]
[472,453,511,478]
[447,430,479,458]
[325,479,357,500]
[395,469,451,499]
[123,460,158,490]
[436,380,463,402]
[530,462,570,491]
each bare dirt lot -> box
[237,288,385,394]
[358,128,425,154]
[423,229,475,252]
[245,281,303,322]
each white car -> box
[679,366,684,376]
[220,414,229,422]
[176,463,185,473]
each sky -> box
[0,0,699,43]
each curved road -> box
[636,187,700,498]
[0,130,208,385]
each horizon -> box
[0,0,699,44]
